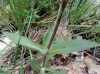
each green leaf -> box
[29,50,42,72]
[43,30,52,49]
[3,32,42,51]
[28,57,41,72]
[48,39,98,55]
[0,69,7,74]
[45,37,66,64]
[45,68,55,72]
[54,69,67,74]
[50,37,65,49]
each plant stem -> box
[42,0,68,68]
[47,0,68,49]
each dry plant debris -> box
[1,25,100,74]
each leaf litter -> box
[0,17,100,74]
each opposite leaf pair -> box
[3,30,98,73]
[3,30,98,56]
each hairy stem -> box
[42,0,68,68]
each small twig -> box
[84,51,100,61]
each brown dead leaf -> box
[84,56,100,74]
[68,62,87,74]
[52,61,87,74]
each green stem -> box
[42,0,68,68]
[47,0,68,49]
